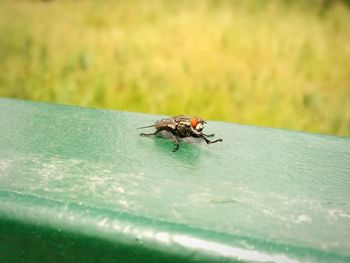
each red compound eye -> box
[191,118,198,128]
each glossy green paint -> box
[0,98,349,262]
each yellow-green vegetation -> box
[0,0,349,136]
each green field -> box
[0,0,349,136]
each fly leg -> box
[140,129,162,137]
[202,133,215,137]
[200,135,223,144]
[168,132,180,152]
[190,127,222,145]
[140,129,179,152]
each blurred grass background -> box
[0,0,349,136]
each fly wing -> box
[155,117,177,130]
[137,124,155,129]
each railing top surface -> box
[0,98,349,262]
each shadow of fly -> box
[138,115,223,152]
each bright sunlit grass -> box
[0,0,349,136]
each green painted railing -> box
[0,98,349,262]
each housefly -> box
[138,115,223,152]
